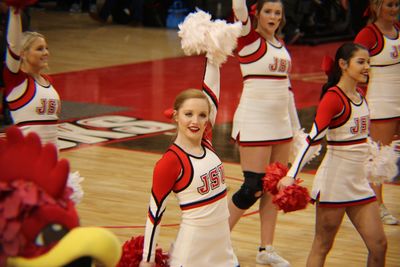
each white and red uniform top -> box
[232,0,291,81]
[4,10,60,146]
[236,26,291,80]
[230,0,296,145]
[142,61,229,262]
[287,86,370,178]
[354,22,400,120]
[233,2,291,94]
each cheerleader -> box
[3,3,83,204]
[228,0,299,265]
[139,10,242,266]
[354,0,400,225]
[139,59,236,267]
[4,5,60,147]
[279,43,387,267]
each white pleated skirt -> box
[169,219,235,267]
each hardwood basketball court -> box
[4,5,400,267]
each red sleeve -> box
[3,67,28,97]
[354,27,377,50]
[237,27,259,51]
[314,91,344,132]
[151,150,182,204]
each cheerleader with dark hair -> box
[279,42,387,267]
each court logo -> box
[58,115,175,150]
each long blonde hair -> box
[368,0,385,23]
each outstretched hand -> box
[277,176,295,191]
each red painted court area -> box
[52,42,342,123]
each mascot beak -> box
[6,227,122,267]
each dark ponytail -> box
[320,59,341,99]
[320,42,368,99]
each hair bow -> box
[363,6,371,17]
[249,4,257,17]
[321,55,334,75]
[163,108,174,119]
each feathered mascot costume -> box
[0,127,121,267]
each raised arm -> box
[232,0,251,36]
[202,59,220,127]
[6,7,22,74]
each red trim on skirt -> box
[311,195,377,208]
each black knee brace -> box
[232,171,265,210]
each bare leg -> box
[229,146,271,230]
[228,199,246,230]
[346,202,387,267]
[259,192,277,245]
[306,204,346,267]
[259,142,290,246]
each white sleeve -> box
[232,0,251,36]
[202,59,220,127]
[287,122,326,178]
[142,194,169,262]
[6,7,22,73]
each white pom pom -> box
[178,9,242,66]
[205,19,242,66]
[289,128,321,164]
[178,9,212,56]
[365,139,399,184]
[378,145,398,181]
[67,171,84,204]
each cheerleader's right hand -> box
[277,176,295,191]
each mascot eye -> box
[35,233,45,246]
[34,224,69,246]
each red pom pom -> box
[117,236,144,267]
[272,180,311,213]
[262,162,288,195]
[5,0,38,10]
[117,235,169,267]
[155,248,169,267]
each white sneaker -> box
[380,204,399,225]
[256,246,290,267]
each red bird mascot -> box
[0,127,121,267]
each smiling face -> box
[379,0,400,23]
[175,97,210,144]
[342,48,370,84]
[256,1,283,37]
[22,36,49,72]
